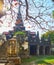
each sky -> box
[0,0,18,34]
[0,0,54,36]
[23,0,54,36]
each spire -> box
[36,31,40,43]
[15,0,25,31]
[36,31,39,38]
[16,0,23,25]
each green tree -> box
[42,31,54,44]
[52,10,54,18]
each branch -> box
[25,0,28,19]
[25,0,54,31]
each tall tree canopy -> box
[42,31,54,44]
[52,10,54,18]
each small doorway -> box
[39,46,43,55]
[45,46,50,55]
[30,45,37,55]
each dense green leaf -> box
[52,10,54,18]
[42,31,54,44]
[14,31,26,35]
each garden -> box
[22,55,54,65]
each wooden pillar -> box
[43,46,45,55]
[37,45,39,56]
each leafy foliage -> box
[14,31,26,36]
[22,55,54,64]
[52,10,54,18]
[42,31,54,44]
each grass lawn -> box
[36,55,54,64]
[22,55,54,64]
[22,55,44,63]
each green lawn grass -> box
[22,55,44,63]
[36,55,54,64]
[22,55,54,64]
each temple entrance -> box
[30,45,37,55]
[39,46,43,55]
[45,46,50,55]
